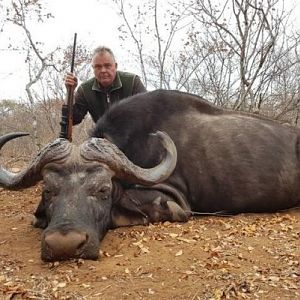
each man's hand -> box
[64,73,78,89]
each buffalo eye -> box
[90,185,111,200]
[99,185,111,200]
[43,189,53,201]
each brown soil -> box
[0,185,299,300]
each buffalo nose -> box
[44,230,88,259]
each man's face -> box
[92,52,117,88]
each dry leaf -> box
[57,282,66,288]
[168,233,178,238]
[177,237,196,244]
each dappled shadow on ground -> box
[0,185,299,299]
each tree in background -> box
[3,0,59,150]
[1,0,92,151]
[185,0,300,117]
[112,0,196,90]
[1,0,300,162]
[112,0,300,123]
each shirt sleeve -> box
[72,86,89,125]
[132,75,147,94]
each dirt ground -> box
[0,185,299,300]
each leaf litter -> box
[0,187,299,299]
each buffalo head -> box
[0,131,177,261]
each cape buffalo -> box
[1,89,299,261]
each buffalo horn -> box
[0,133,71,190]
[81,131,177,185]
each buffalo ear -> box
[111,192,149,228]
[32,195,49,229]
[110,206,148,228]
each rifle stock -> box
[59,33,77,141]
[60,86,74,141]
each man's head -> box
[91,46,117,89]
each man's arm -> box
[132,75,147,94]
[64,73,88,126]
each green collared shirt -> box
[73,71,146,124]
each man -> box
[65,46,147,125]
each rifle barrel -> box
[59,33,77,141]
[70,33,77,73]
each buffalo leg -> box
[111,187,190,227]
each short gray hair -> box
[92,46,116,62]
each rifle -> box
[59,33,77,141]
